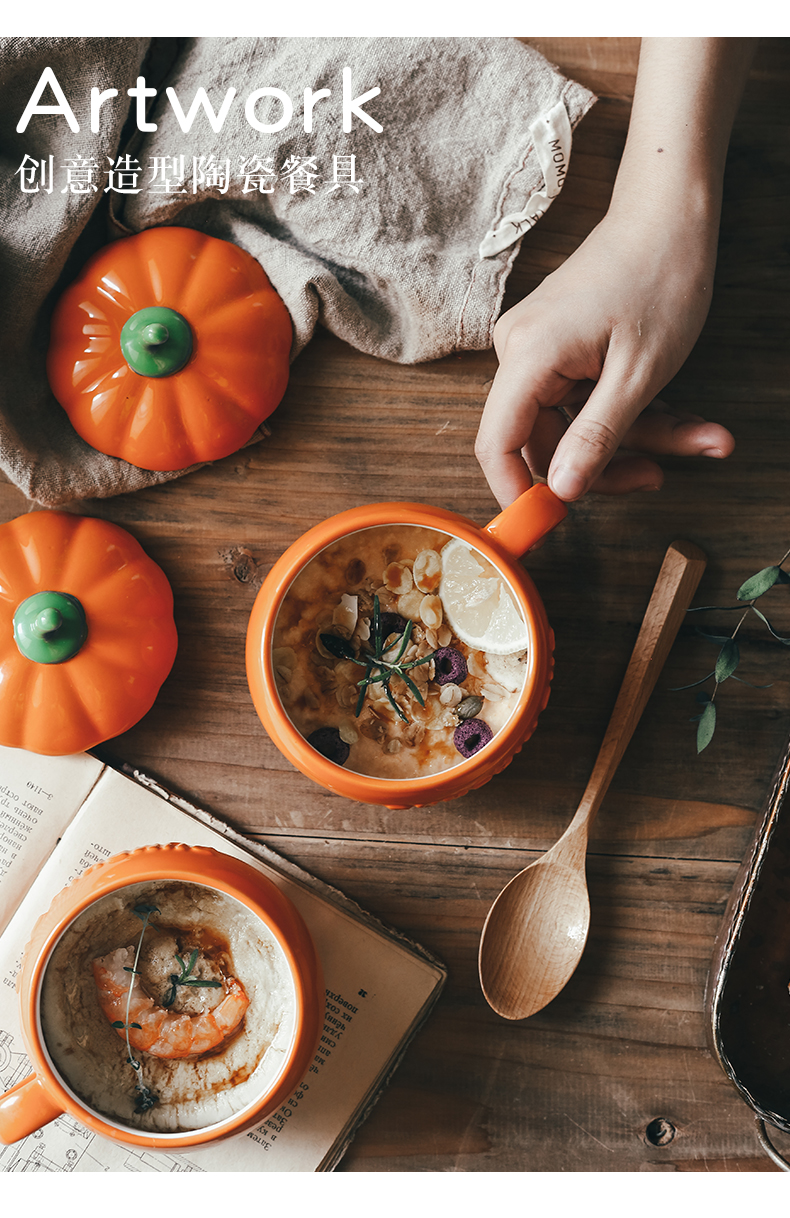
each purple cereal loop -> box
[432,646,468,686]
[379,612,407,641]
[453,718,493,758]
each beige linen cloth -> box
[0,37,595,505]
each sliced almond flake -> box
[413,549,442,593]
[383,561,414,595]
[338,721,359,745]
[332,592,358,635]
[419,594,443,630]
[397,590,424,620]
[467,651,488,679]
[353,617,371,642]
[337,683,358,709]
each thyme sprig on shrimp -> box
[111,903,160,1114]
[320,595,435,723]
[162,948,222,1009]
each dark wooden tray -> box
[706,731,790,1160]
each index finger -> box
[475,355,573,509]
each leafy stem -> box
[111,903,160,1113]
[676,548,790,753]
[320,595,435,724]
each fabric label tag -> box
[478,99,573,259]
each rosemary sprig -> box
[162,947,222,1009]
[111,903,160,1113]
[320,595,435,723]
[674,546,790,753]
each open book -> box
[0,745,446,1172]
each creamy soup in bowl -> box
[41,879,297,1134]
[247,490,565,808]
[272,525,530,780]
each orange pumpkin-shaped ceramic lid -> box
[0,511,178,755]
[46,226,293,472]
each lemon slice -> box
[438,539,530,656]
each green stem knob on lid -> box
[13,591,88,664]
[120,305,193,378]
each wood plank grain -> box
[242,836,778,1171]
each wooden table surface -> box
[2,37,789,1172]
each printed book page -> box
[0,757,445,1172]
[0,746,104,937]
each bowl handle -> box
[0,1074,63,1145]
[484,484,568,559]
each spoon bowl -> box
[481,839,590,1019]
[479,540,707,1020]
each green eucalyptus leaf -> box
[694,627,735,645]
[737,566,781,601]
[669,671,715,692]
[776,568,790,584]
[687,605,743,613]
[715,639,740,682]
[749,605,790,643]
[696,628,735,647]
[696,700,717,753]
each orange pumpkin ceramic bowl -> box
[0,511,178,755]
[246,484,567,809]
[0,843,323,1150]
[46,226,292,472]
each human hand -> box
[475,211,735,508]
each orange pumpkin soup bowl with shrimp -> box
[0,844,323,1150]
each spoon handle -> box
[574,539,707,826]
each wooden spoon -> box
[478,539,707,1020]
